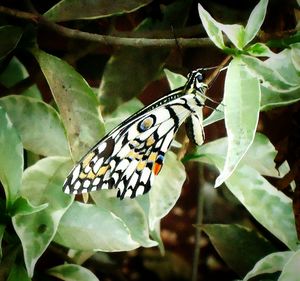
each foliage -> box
[0,0,299,280]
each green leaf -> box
[197,3,225,49]
[0,95,69,157]
[217,23,245,50]
[201,224,276,277]
[243,251,293,281]
[91,191,157,248]
[48,264,99,281]
[244,0,268,45]
[99,0,192,113]
[12,157,73,277]
[196,134,298,250]
[7,264,31,281]
[0,224,5,260]
[148,152,186,230]
[246,43,275,57]
[104,98,143,132]
[164,69,187,90]
[241,55,299,92]
[10,197,48,217]
[0,106,23,207]
[55,201,140,251]
[203,103,224,127]
[32,49,105,161]
[278,250,300,281]
[0,26,23,62]
[259,48,300,111]
[215,59,260,187]
[44,0,152,22]
[290,43,300,71]
[0,57,41,99]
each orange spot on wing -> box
[153,163,162,175]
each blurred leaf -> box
[0,106,23,207]
[215,59,260,187]
[48,264,99,281]
[99,0,192,113]
[91,191,157,248]
[243,251,293,281]
[104,98,144,132]
[197,3,225,49]
[0,26,22,62]
[0,57,41,99]
[7,264,31,281]
[0,96,69,157]
[278,250,300,281]
[44,0,152,22]
[201,224,276,277]
[54,201,140,251]
[195,134,298,250]
[244,0,268,45]
[12,157,73,277]
[241,55,299,92]
[32,49,105,161]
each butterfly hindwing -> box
[63,69,208,199]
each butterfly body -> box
[63,69,208,199]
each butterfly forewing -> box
[63,69,208,199]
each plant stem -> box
[192,164,205,281]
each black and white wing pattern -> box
[63,69,207,199]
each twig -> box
[0,5,214,49]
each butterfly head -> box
[186,69,208,96]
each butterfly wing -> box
[63,93,204,199]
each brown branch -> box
[0,5,214,49]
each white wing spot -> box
[83,180,90,188]
[74,181,81,190]
[93,177,100,186]
[71,165,81,185]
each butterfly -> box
[63,69,208,199]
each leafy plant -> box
[0,0,299,280]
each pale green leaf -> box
[0,95,69,157]
[0,106,23,207]
[244,0,268,45]
[55,201,140,251]
[197,3,225,49]
[148,152,186,230]
[13,157,73,277]
[243,251,293,281]
[32,49,104,161]
[196,135,298,249]
[164,69,187,90]
[241,55,299,92]
[278,250,300,281]
[290,43,300,71]
[217,23,245,50]
[48,264,99,281]
[91,191,157,248]
[215,59,260,187]
[246,43,275,57]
